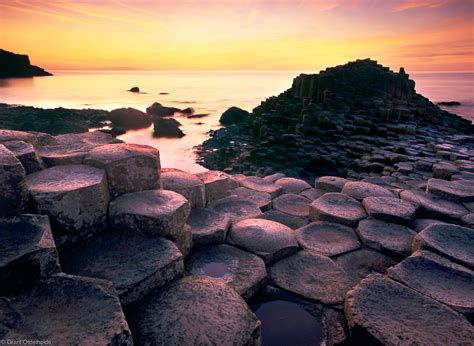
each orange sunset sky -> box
[1,0,473,71]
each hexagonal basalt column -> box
[0,144,28,217]
[25,165,109,245]
[0,274,132,345]
[84,143,161,199]
[309,193,367,226]
[161,168,206,208]
[0,214,60,295]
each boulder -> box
[240,176,283,198]
[219,106,251,126]
[108,107,152,129]
[315,176,348,192]
[153,117,185,137]
[356,219,416,256]
[0,274,132,345]
[3,140,45,173]
[125,276,261,345]
[161,168,206,207]
[228,218,298,264]
[210,196,262,222]
[295,221,360,256]
[84,143,161,199]
[275,177,311,194]
[426,178,474,202]
[25,164,109,245]
[196,170,232,204]
[109,189,190,244]
[61,231,183,306]
[309,193,367,226]
[272,193,311,217]
[344,274,474,345]
[187,208,230,245]
[269,250,353,305]
[185,244,266,300]
[412,223,474,269]
[0,129,55,146]
[259,210,309,230]
[230,187,272,211]
[362,196,417,225]
[0,214,60,295]
[129,86,140,92]
[0,144,28,216]
[146,102,180,116]
[341,181,394,200]
[387,251,474,314]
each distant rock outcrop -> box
[219,107,251,126]
[437,101,461,107]
[129,87,140,93]
[0,49,52,78]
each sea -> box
[1,70,473,173]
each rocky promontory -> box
[0,49,52,78]
[0,126,473,344]
[196,59,473,180]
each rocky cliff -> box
[0,49,52,78]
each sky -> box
[1,0,473,71]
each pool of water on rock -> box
[201,262,229,278]
[251,297,324,346]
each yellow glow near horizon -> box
[1,0,473,71]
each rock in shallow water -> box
[125,276,261,345]
[185,244,266,300]
[344,274,474,345]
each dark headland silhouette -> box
[0,49,52,78]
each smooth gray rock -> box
[333,248,398,284]
[356,219,416,256]
[25,164,109,245]
[0,274,132,345]
[362,196,417,225]
[240,176,283,198]
[309,193,367,226]
[315,176,348,192]
[126,276,261,345]
[0,144,28,216]
[230,187,272,211]
[295,221,360,256]
[0,214,60,295]
[412,223,474,269]
[61,231,183,306]
[84,143,161,199]
[210,196,262,222]
[187,208,230,245]
[228,218,298,264]
[185,244,266,300]
[109,189,190,244]
[3,140,45,173]
[273,193,311,217]
[341,181,394,200]
[259,210,309,230]
[387,251,474,314]
[161,168,206,208]
[275,177,311,194]
[400,189,468,220]
[426,178,474,202]
[196,170,232,204]
[344,274,474,345]
[269,250,353,305]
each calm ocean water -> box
[1,71,472,172]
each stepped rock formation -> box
[196,59,472,180]
[0,49,52,78]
